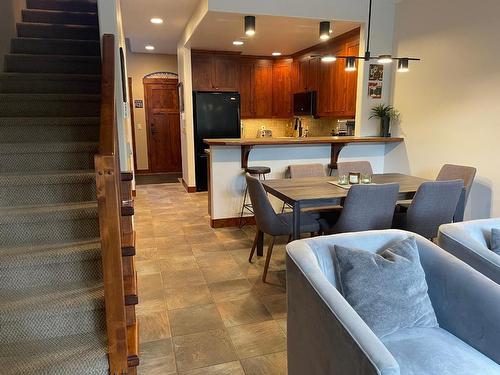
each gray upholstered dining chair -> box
[337,161,373,177]
[289,163,326,178]
[399,164,476,221]
[245,173,320,282]
[393,180,463,239]
[319,183,399,235]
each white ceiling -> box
[120,0,200,54]
[120,0,361,56]
[189,12,361,56]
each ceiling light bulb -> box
[272,52,282,56]
[319,21,331,40]
[145,45,155,51]
[245,15,256,36]
[150,18,163,24]
[378,54,393,64]
[345,57,357,71]
[397,58,409,72]
[321,55,337,62]
[233,41,244,46]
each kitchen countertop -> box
[204,136,404,146]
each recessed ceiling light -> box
[145,45,155,51]
[233,41,244,46]
[150,18,163,24]
[272,52,282,56]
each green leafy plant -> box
[369,103,400,120]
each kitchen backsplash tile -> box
[242,117,339,138]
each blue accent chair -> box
[438,218,500,284]
[286,229,500,375]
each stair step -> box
[27,0,98,13]
[0,117,100,142]
[0,141,98,173]
[4,53,100,74]
[0,72,101,94]
[17,22,99,40]
[11,37,100,56]
[22,9,98,26]
[0,280,105,343]
[0,201,99,246]
[0,170,96,206]
[0,239,102,289]
[0,331,109,375]
[0,93,100,117]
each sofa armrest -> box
[438,225,500,285]
[286,242,400,375]
[419,238,500,363]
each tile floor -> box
[135,183,288,374]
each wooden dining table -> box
[260,173,430,246]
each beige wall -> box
[386,0,500,218]
[126,50,178,171]
[0,0,25,70]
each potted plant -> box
[369,104,400,137]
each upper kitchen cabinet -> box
[272,58,293,118]
[191,52,239,92]
[238,58,273,118]
[294,57,319,93]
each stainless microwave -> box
[293,91,317,116]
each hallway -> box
[135,183,287,374]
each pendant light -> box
[319,0,419,72]
[319,21,331,40]
[345,57,357,71]
[397,58,409,72]
[245,16,256,36]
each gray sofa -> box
[286,230,500,375]
[438,218,500,284]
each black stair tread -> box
[0,93,101,101]
[22,9,98,25]
[0,279,104,320]
[0,238,101,269]
[0,141,99,154]
[0,117,100,126]
[0,201,98,224]
[17,21,99,31]
[0,170,96,184]
[0,331,108,375]
[5,53,100,61]
[27,0,98,12]
[0,72,100,81]
[12,36,101,45]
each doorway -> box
[143,77,182,174]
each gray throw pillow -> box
[491,228,500,255]
[333,236,438,338]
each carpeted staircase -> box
[0,0,109,374]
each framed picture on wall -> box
[368,81,383,99]
[369,64,384,81]
[178,82,184,113]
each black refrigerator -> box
[193,91,241,191]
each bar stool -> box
[239,166,271,228]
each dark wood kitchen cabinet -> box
[238,58,273,118]
[272,58,293,118]
[191,52,239,92]
[294,57,319,93]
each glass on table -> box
[338,174,349,185]
[361,173,373,184]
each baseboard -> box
[181,178,197,193]
[210,216,256,228]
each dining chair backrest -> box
[436,164,476,201]
[289,163,326,178]
[406,180,463,239]
[337,161,373,177]
[330,183,399,234]
[245,173,287,235]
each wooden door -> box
[212,55,239,91]
[254,60,273,118]
[144,79,182,173]
[191,53,213,91]
[239,60,254,118]
[272,59,292,118]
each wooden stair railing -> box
[95,33,129,375]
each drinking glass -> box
[361,173,372,184]
[338,174,349,185]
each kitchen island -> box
[203,136,403,227]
